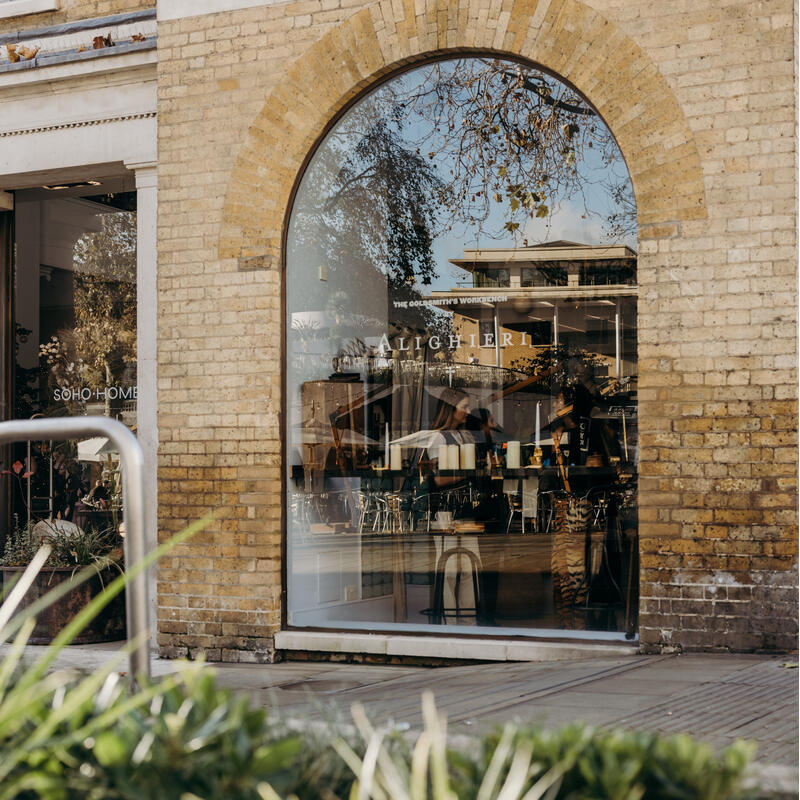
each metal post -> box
[493,304,501,368]
[615,299,621,380]
[48,440,53,518]
[0,416,150,678]
[553,303,559,348]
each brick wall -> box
[0,0,153,34]
[156,0,797,661]
[594,0,798,653]
[156,3,346,662]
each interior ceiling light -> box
[42,180,101,191]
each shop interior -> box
[287,250,639,640]
[6,175,136,530]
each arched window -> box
[285,56,638,639]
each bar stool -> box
[422,543,484,624]
[505,490,525,533]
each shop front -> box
[0,5,158,624]
[151,0,796,663]
[4,0,793,664]
[284,56,640,646]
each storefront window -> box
[521,266,567,287]
[286,57,638,638]
[10,185,136,525]
[473,268,509,288]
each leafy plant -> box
[5,668,301,800]
[40,212,137,418]
[336,693,757,800]
[0,516,212,797]
[0,515,122,570]
[0,512,758,800]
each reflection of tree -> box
[395,58,636,240]
[292,57,635,315]
[606,178,638,242]
[289,57,636,384]
[329,117,444,289]
[40,212,136,416]
[509,345,609,394]
[290,99,449,369]
[292,106,445,297]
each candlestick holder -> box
[531,446,543,468]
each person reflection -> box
[86,479,111,509]
[468,407,504,462]
[427,388,472,488]
[425,394,506,625]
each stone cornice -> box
[0,110,156,138]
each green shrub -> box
[0,515,122,570]
[447,717,756,800]
[0,514,758,800]
[333,695,758,800]
[5,667,300,800]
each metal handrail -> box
[0,416,150,678]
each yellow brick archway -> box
[218,0,706,265]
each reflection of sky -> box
[304,56,637,297]
[375,59,636,292]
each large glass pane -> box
[286,57,638,638]
[11,185,136,527]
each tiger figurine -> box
[551,495,591,629]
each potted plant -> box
[0,514,126,644]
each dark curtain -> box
[0,207,14,543]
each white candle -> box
[448,444,460,471]
[438,445,449,470]
[385,422,390,465]
[390,444,402,471]
[535,402,541,448]
[507,441,521,469]
[460,442,476,470]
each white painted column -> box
[128,161,158,637]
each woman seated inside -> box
[85,479,111,509]
[426,387,473,488]
[468,407,505,463]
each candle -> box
[438,445,449,470]
[535,402,541,448]
[448,444,460,471]
[507,441,521,469]
[390,444,402,471]
[460,442,476,470]
[622,410,628,460]
[385,422,390,465]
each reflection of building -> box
[427,242,636,382]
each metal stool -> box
[422,545,484,624]
[506,491,525,533]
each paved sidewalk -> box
[10,644,799,790]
